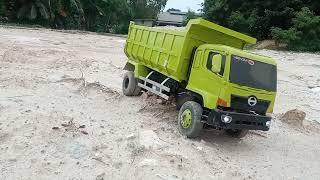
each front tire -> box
[225,129,249,138]
[176,95,197,110]
[178,101,203,138]
[122,71,141,96]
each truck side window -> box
[207,52,226,76]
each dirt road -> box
[0,27,320,180]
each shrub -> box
[271,7,320,52]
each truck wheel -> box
[178,101,203,138]
[225,129,248,138]
[122,71,141,96]
[176,95,197,110]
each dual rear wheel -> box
[122,71,141,96]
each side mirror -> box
[211,54,222,73]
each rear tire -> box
[178,101,203,138]
[225,129,249,138]
[122,71,141,96]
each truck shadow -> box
[198,129,253,149]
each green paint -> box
[181,109,192,128]
[124,18,277,113]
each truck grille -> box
[230,95,270,115]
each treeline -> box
[0,0,167,34]
[1,0,320,51]
[203,0,320,52]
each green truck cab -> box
[122,19,277,138]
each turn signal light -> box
[217,98,227,107]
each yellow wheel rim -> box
[181,109,192,128]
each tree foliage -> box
[203,0,320,39]
[271,7,320,52]
[182,9,197,26]
[0,0,167,34]
[203,0,320,51]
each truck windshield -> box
[230,55,277,91]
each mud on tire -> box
[122,71,141,96]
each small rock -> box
[172,175,179,179]
[139,159,158,167]
[156,99,164,104]
[96,172,106,180]
[81,131,88,135]
[52,127,60,130]
[195,146,203,151]
[126,134,136,140]
[139,130,163,150]
[79,125,86,129]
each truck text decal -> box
[233,56,255,66]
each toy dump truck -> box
[123,19,277,138]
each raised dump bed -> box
[124,18,257,82]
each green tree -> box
[182,9,197,26]
[129,0,167,19]
[202,0,320,39]
[1,0,168,34]
[0,0,6,22]
[94,0,131,33]
[0,0,5,15]
[271,7,320,51]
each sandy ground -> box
[0,27,320,180]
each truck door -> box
[187,49,226,109]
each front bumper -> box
[206,109,271,131]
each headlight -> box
[221,115,232,123]
[266,121,271,127]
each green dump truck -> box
[123,19,277,138]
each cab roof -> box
[200,44,277,66]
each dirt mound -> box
[280,109,306,127]
[255,40,287,50]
